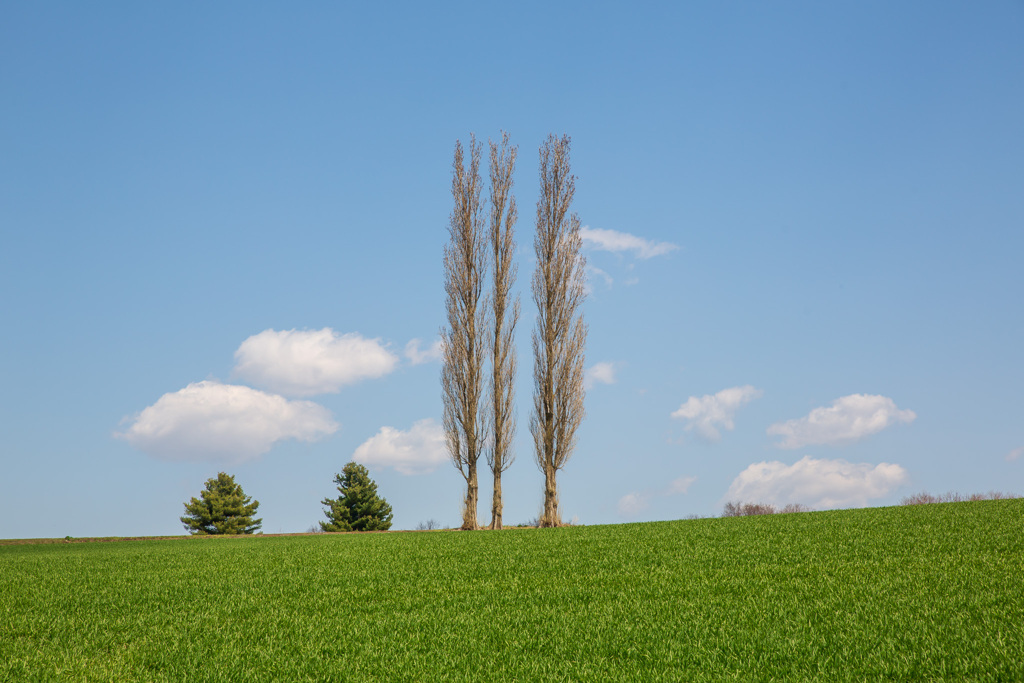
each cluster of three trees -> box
[442,133,587,530]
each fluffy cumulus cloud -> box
[767,394,916,449]
[584,361,617,389]
[1007,447,1024,463]
[725,456,908,509]
[671,385,763,441]
[353,418,448,475]
[404,338,443,366]
[579,227,678,259]
[234,328,398,396]
[116,381,338,462]
[618,475,697,518]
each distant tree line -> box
[721,502,810,517]
[720,491,1021,518]
[180,476,1022,534]
[899,491,1019,505]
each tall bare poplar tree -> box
[441,136,487,530]
[487,133,520,530]
[531,134,587,528]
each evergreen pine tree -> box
[320,462,393,532]
[181,472,263,535]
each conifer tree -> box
[320,462,394,532]
[181,472,263,535]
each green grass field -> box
[2,500,1022,681]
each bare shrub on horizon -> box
[900,491,1019,505]
[723,502,776,517]
[722,502,811,517]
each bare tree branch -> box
[487,132,519,530]
[441,136,488,530]
[531,134,587,528]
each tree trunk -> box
[489,471,503,529]
[463,460,479,530]
[541,464,559,527]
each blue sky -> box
[1,2,1021,538]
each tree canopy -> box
[181,472,262,535]
[320,462,393,532]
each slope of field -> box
[2,500,1022,681]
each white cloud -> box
[116,381,338,463]
[580,226,678,259]
[1007,447,1024,463]
[584,362,617,389]
[724,456,908,509]
[405,338,443,366]
[353,418,448,475]
[234,328,398,396]
[671,385,763,441]
[767,394,916,449]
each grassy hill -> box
[2,500,1021,681]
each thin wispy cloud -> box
[671,385,762,441]
[584,361,617,389]
[668,476,697,495]
[405,338,443,366]
[767,394,916,449]
[617,475,697,518]
[724,456,907,509]
[353,418,448,475]
[116,381,337,463]
[586,265,614,292]
[616,492,651,517]
[580,226,678,259]
[1007,447,1024,463]
[234,328,398,397]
